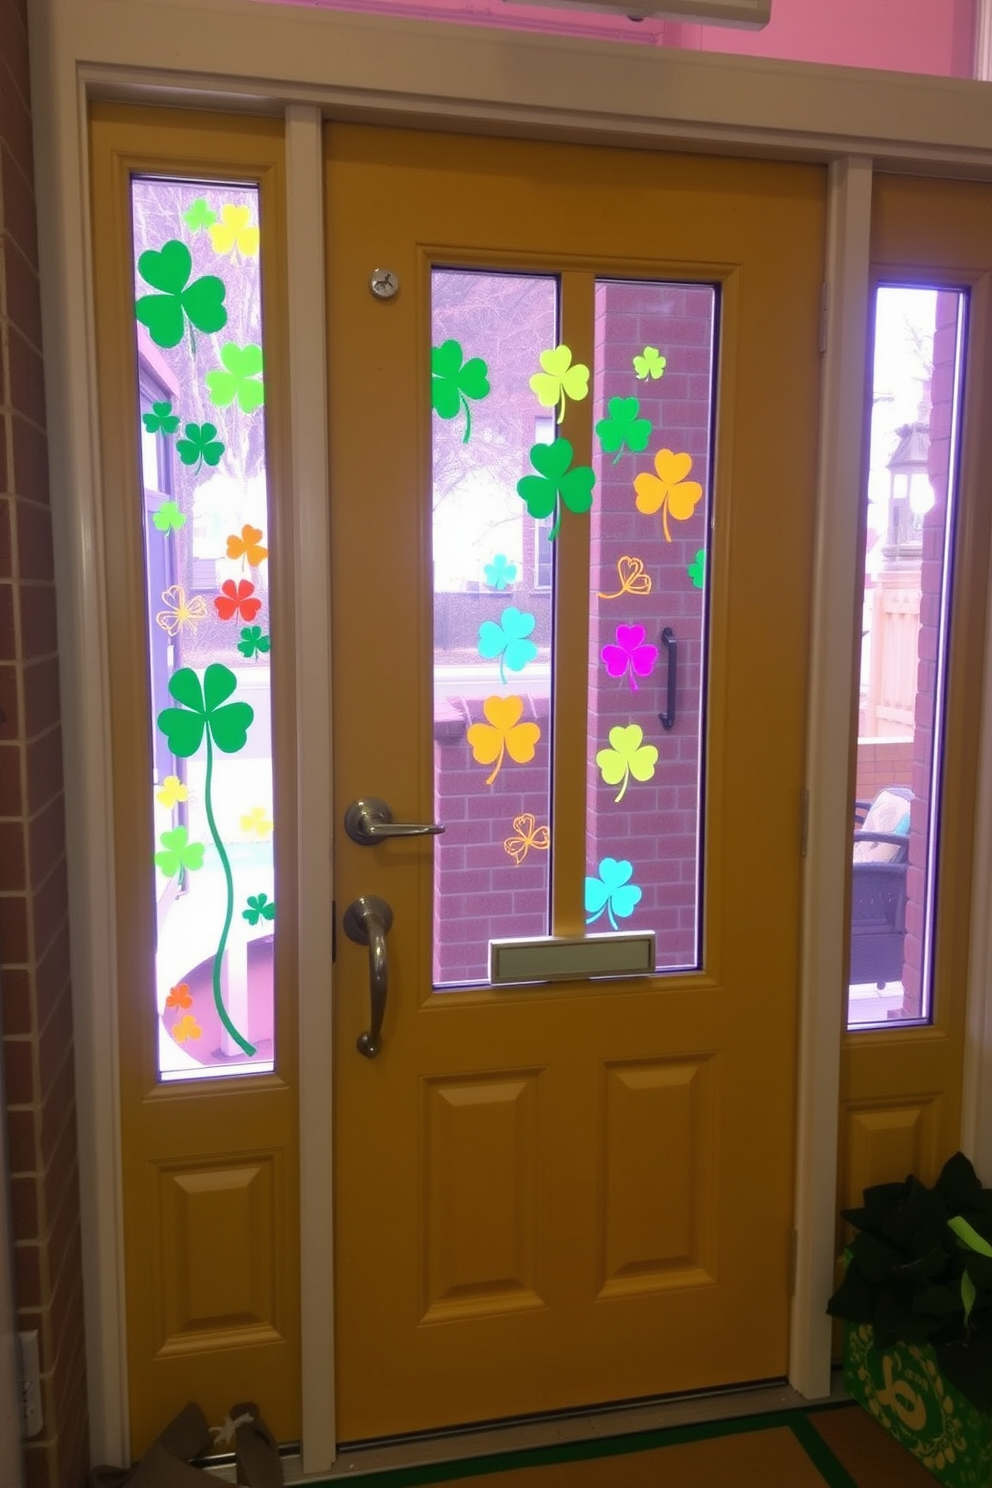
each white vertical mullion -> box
[285,103,336,1475]
[789,155,873,1400]
[975,0,992,81]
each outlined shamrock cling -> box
[595,724,659,803]
[516,439,595,541]
[466,695,541,786]
[157,664,256,1056]
[135,239,228,350]
[431,339,491,443]
[585,858,643,929]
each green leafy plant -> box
[516,439,595,541]
[157,665,256,1056]
[431,339,491,443]
[827,1152,992,1411]
[135,240,227,350]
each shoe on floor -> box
[87,1403,212,1487]
[230,1401,283,1487]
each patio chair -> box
[850,786,912,989]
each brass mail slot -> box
[489,932,657,984]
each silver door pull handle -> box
[345,796,445,845]
[343,895,394,1058]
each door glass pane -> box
[432,270,558,987]
[588,281,715,969]
[848,285,966,1027]
[131,177,275,1079]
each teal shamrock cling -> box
[176,422,225,471]
[516,439,595,542]
[596,397,652,464]
[431,339,490,443]
[157,665,256,1056]
[484,554,517,591]
[478,606,538,683]
[206,343,265,412]
[243,893,276,926]
[143,401,180,435]
[154,825,205,878]
[135,240,227,350]
[585,857,642,930]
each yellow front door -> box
[328,126,825,1442]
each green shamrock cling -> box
[182,198,218,233]
[595,723,659,803]
[135,240,227,350]
[237,625,271,659]
[478,606,538,684]
[176,422,225,471]
[595,397,652,464]
[206,343,265,412]
[516,439,595,541]
[687,549,706,589]
[157,664,256,1056]
[152,500,186,533]
[154,825,205,878]
[633,346,667,381]
[529,344,590,425]
[431,339,491,443]
[243,892,276,926]
[585,857,643,929]
[142,400,180,435]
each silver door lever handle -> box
[344,796,445,846]
[343,895,394,1058]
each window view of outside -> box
[848,286,965,1028]
[132,177,276,1079]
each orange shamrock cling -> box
[633,450,703,542]
[466,695,541,786]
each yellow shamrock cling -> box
[633,449,703,542]
[467,696,541,786]
[529,344,590,425]
[596,724,658,803]
[209,205,260,258]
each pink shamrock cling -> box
[600,624,658,692]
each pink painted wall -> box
[260,0,977,79]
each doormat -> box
[307,1404,941,1488]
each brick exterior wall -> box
[0,0,89,1481]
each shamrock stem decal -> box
[157,664,256,1056]
[516,438,595,541]
[431,339,491,443]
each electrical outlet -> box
[18,1331,42,1438]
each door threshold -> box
[234,1372,847,1485]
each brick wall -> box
[0,0,89,1482]
[855,737,913,805]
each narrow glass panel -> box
[848,286,966,1028]
[432,270,557,987]
[587,281,716,970]
[131,178,275,1079]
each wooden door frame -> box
[27,0,992,1471]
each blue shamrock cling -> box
[484,554,518,591]
[478,606,538,683]
[585,857,642,930]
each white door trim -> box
[27,0,992,1462]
